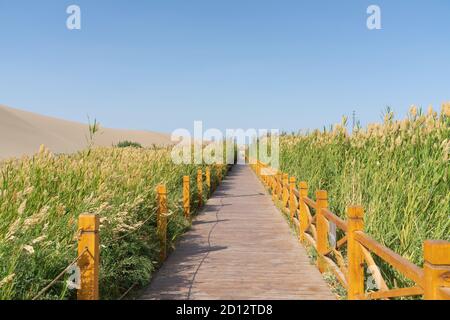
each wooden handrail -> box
[322,208,348,232]
[73,165,227,300]
[252,161,449,300]
[364,286,424,300]
[323,255,348,288]
[336,236,347,249]
[354,231,424,286]
[302,196,317,210]
[360,246,388,291]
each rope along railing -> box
[32,248,88,300]
[251,160,450,300]
[32,164,228,300]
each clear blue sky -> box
[0,0,449,133]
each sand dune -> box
[0,104,172,159]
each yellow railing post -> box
[276,172,282,201]
[77,214,100,300]
[271,174,277,202]
[197,169,203,207]
[347,206,365,300]
[260,163,264,179]
[183,176,190,220]
[217,165,222,184]
[265,168,271,190]
[206,167,211,195]
[264,167,269,186]
[423,240,450,300]
[316,190,329,273]
[289,177,296,222]
[282,173,289,206]
[157,184,168,262]
[298,181,309,242]
[261,163,264,181]
[258,162,262,179]
[271,173,275,197]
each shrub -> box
[116,141,143,148]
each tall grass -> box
[279,105,449,289]
[0,146,224,300]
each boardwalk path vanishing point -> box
[141,165,336,300]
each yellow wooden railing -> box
[251,160,450,300]
[33,164,228,300]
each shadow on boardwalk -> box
[140,165,336,300]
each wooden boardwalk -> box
[141,165,335,300]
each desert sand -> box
[0,104,172,159]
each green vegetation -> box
[0,147,226,300]
[116,141,143,149]
[279,105,449,289]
